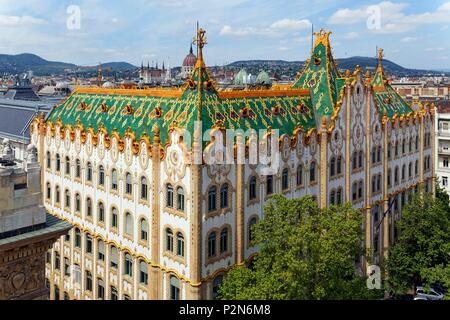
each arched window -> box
[409,138,412,152]
[169,276,180,300]
[86,197,92,217]
[111,207,118,228]
[394,167,399,184]
[352,182,357,201]
[98,202,104,222]
[282,168,289,190]
[85,271,92,291]
[377,174,381,192]
[371,148,376,164]
[309,161,316,183]
[110,246,118,268]
[248,217,257,245]
[330,157,336,177]
[415,160,419,175]
[167,184,174,208]
[387,143,391,159]
[125,212,133,236]
[330,190,336,205]
[296,165,303,186]
[336,187,343,205]
[395,141,399,157]
[98,240,105,261]
[372,176,376,193]
[388,169,392,187]
[46,151,51,169]
[177,187,185,211]
[140,218,148,241]
[99,165,105,186]
[110,287,118,300]
[125,173,132,195]
[139,260,148,285]
[74,228,81,248]
[249,176,257,199]
[111,169,118,190]
[65,189,70,208]
[415,136,419,150]
[75,159,81,178]
[86,162,92,181]
[166,228,174,252]
[97,279,105,300]
[208,186,217,212]
[46,182,51,200]
[208,232,217,258]
[352,152,357,170]
[408,162,412,178]
[220,184,229,208]
[220,228,228,253]
[55,185,60,203]
[85,234,92,254]
[65,156,70,175]
[266,175,274,195]
[176,232,185,257]
[124,252,133,277]
[377,146,382,163]
[212,275,223,300]
[56,154,61,172]
[140,176,148,200]
[358,151,363,168]
[358,181,363,199]
[75,193,81,212]
[402,139,406,154]
[336,156,342,175]
[402,164,406,181]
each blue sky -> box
[0,0,448,69]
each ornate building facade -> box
[31,29,435,300]
[0,140,71,300]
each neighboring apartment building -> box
[31,29,435,300]
[435,101,450,197]
[0,139,71,300]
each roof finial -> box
[377,48,384,67]
[193,25,207,65]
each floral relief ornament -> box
[164,130,186,181]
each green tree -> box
[386,189,450,297]
[219,195,383,300]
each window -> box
[336,187,343,205]
[140,218,148,242]
[46,151,51,169]
[75,193,81,212]
[415,160,419,176]
[98,202,104,222]
[330,190,336,205]
[125,173,132,195]
[54,286,60,300]
[408,162,412,178]
[220,184,229,208]
[176,232,185,257]
[56,154,61,172]
[85,234,92,254]
[402,140,406,155]
[220,228,228,253]
[377,146,382,163]
[86,197,92,217]
[124,253,133,277]
[65,189,70,208]
[395,141,398,157]
[296,165,303,186]
[54,252,60,270]
[444,157,449,168]
[394,167,399,185]
[110,246,118,268]
[358,181,363,199]
[75,159,81,178]
[166,228,174,252]
[402,165,406,181]
[65,156,70,175]
[208,186,217,211]
[86,162,92,181]
[110,287,118,300]
[208,232,217,258]
[358,151,363,168]
[170,276,180,300]
[377,174,381,192]
[111,207,118,228]
[177,187,185,211]
[140,260,148,285]
[85,271,92,291]
[309,162,316,183]
[336,156,342,175]
[55,186,60,204]
[371,148,376,164]
[282,169,289,190]
[387,169,392,187]
[125,212,133,236]
[352,182,357,201]
[415,136,419,150]
[266,175,273,195]
[352,152,357,170]
[46,183,51,200]
[64,292,69,300]
[111,169,118,190]
[443,177,448,187]
[98,240,105,261]
[140,176,148,200]
[99,165,105,185]
[409,139,412,152]
[212,275,223,300]
[248,217,257,245]
[74,264,81,284]
[249,176,257,199]
[97,279,105,300]
[387,143,391,160]
[330,157,336,176]
[74,228,81,248]
[167,184,174,208]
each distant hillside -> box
[0,53,137,76]
[227,57,447,76]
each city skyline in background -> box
[0,0,449,70]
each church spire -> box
[190,43,193,55]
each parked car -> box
[415,286,444,300]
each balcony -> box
[438,147,450,155]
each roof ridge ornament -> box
[314,29,332,48]
[193,27,207,67]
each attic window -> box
[239,107,249,118]
[271,105,280,116]
[356,87,360,95]
[80,101,87,110]
[125,104,134,115]
[155,106,162,118]
[100,103,108,113]
[188,79,196,90]
[314,56,321,65]
[204,80,213,91]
